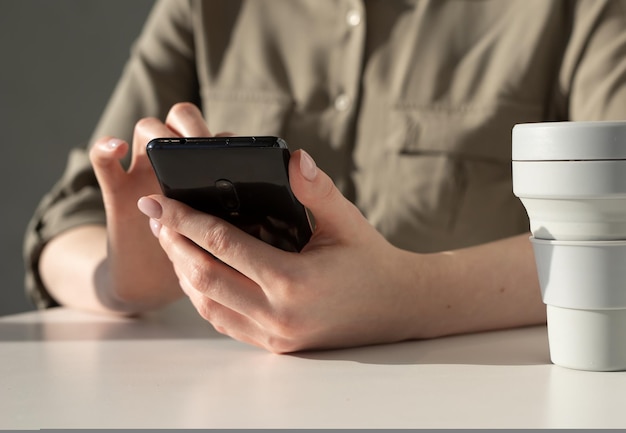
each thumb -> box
[289,150,363,240]
[89,136,130,195]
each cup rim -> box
[512,121,626,161]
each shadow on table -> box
[1,302,550,366]
[0,301,224,342]
[294,325,550,366]
[0,317,224,342]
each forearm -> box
[410,232,546,339]
[39,225,183,315]
[40,225,121,314]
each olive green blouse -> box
[24,0,626,308]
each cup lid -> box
[512,121,626,161]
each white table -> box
[2,299,626,429]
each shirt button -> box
[334,94,351,111]
[346,9,362,27]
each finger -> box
[165,233,297,352]
[165,102,212,137]
[138,194,292,287]
[182,288,269,350]
[163,226,285,349]
[157,223,270,317]
[129,117,176,173]
[89,136,130,195]
[288,150,365,243]
[184,285,306,353]
[182,280,300,353]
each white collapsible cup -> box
[513,122,626,241]
[513,121,626,371]
[531,238,626,371]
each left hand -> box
[138,150,426,352]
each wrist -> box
[402,235,546,340]
[396,249,458,340]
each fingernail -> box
[137,197,163,219]
[149,218,162,237]
[106,138,124,149]
[300,150,317,182]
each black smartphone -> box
[146,136,312,252]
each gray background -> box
[0,0,155,316]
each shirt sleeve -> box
[23,0,200,309]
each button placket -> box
[333,2,364,115]
[328,0,365,149]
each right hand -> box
[88,102,214,311]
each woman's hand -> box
[41,102,220,314]
[138,147,546,351]
[138,149,426,351]
[90,102,219,311]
